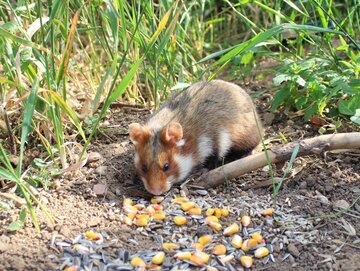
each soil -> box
[0,81,359,271]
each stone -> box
[287,243,300,258]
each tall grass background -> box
[0,0,359,229]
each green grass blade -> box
[16,77,39,176]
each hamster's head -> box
[128,122,184,195]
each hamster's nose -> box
[149,188,165,196]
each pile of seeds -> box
[52,191,282,271]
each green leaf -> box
[8,221,24,231]
[271,87,290,111]
[19,208,27,222]
[350,109,360,125]
[273,74,292,86]
[339,95,360,116]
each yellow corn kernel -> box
[206,208,215,217]
[254,247,270,258]
[261,208,274,216]
[230,234,243,248]
[146,265,161,270]
[204,216,219,224]
[212,244,227,255]
[188,207,202,215]
[128,213,136,221]
[174,251,192,260]
[135,217,148,227]
[123,205,138,215]
[240,240,250,252]
[162,243,179,251]
[146,205,156,215]
[123,216,133,226]
[153,212,166,221]
[251,232,264,244]
[241,215,251,227]
[181,201,196,211]
[123,198,133,206]
[130,257,145,267]
[223,223,239,236]
[151,204,164,211]
[152,251,165,265]
[192,242,204,251]
[208,221,222,231]
[150,196,164,204]
[220,208,229,217]
[136,214,150,220]
[198,234,213,246]
[174,216,187,226]
[173,197,188,203]
[85,231,101,241]
[64,266,78,271]
[190,252,210,266]
[214,208,222,218]
[206,266,219,271]
[240,255,253,268]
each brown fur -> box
[129,80,262,195]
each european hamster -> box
[129,80,262,195]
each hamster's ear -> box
[129,123,151,145]
[161,122,183,146]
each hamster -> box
[129,80,262,195]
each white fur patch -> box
[134,153,139,165]
[174,154,194,182]
[218,129,232,158]
[176,139,186,147]
[198,135,213,162]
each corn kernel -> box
[206,208,215,217]
[151,196,164,204]
[241,215,251,227]
[190,252,210,266]
[198,234,213,246]
[174,251,191,260]
[212,244,227,255]
[254,247,270,258]
[208,221,222,231]
[206,266,219,271]
[261,208,274,216]
[136,214,150,220]
[204,216,219,224]
[64,266,78,271]
[223,223,239,236]
[135,217,148,227]
[219,254,234,263]
[162,243,179,250]
[181,201,196,211]
[85,231,101,241]
[230,234,243,248]
[174,216,187,226]
[240,255,253,268]
[251,232,264,244]
[214,208,222,218]
[220,208,229,217]
[188,207,202,215]
[151,204,164,211]
[173,197,188,203]
[146,265,161,270]
[192,242,204,251]
[146,205,156,215]
[153,212,166,220]
[123,216,133,226]
[130,257,145,267]
[152,251,165,265]
[123,205,138,215]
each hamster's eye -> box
[163,163,170,172]
[142,164,148,173]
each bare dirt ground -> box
[0,82,359,271]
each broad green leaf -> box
[273,74,292,86]
[8,221,24,231]
[339,95,360,116]
[271,87,290,111]
[350,109,360,125]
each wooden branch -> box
[197,132,360,188]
